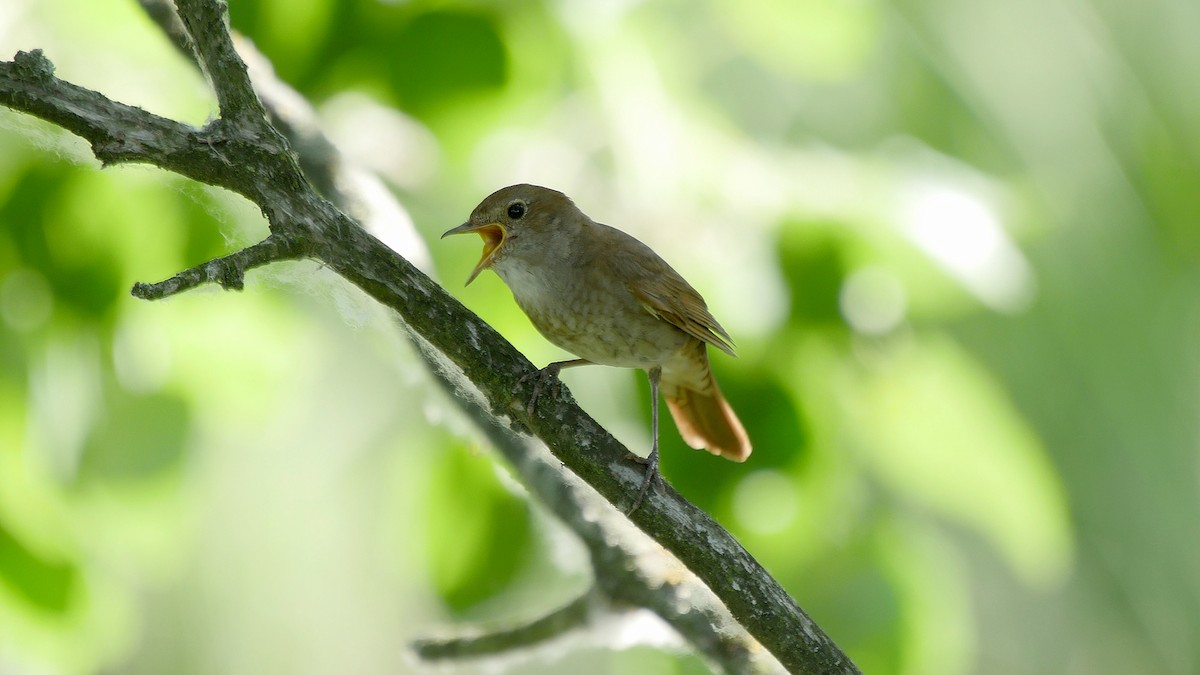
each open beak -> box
[441,221,507,285]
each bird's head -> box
[442,184,582,285]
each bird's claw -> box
[517,364,562,417]
[625,451,661,515]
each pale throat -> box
[491,230,577,302]
[492,254,568,314]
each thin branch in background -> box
[137,0,195,58]
[411,591,596,660]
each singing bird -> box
[443,184,750,511]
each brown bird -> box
[443,184,750,511]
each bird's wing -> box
[598,226,737,357]
[626,278,736,356]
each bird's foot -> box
[625,450,662,515]
[517,363,564,417]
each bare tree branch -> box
[136,0,433,270]
[0,2,859,672]
[412,591,596,660]
[131,232,305,298]
[173,0,268,126]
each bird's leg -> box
[627,366,663,515]
[518,358,592,416]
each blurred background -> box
[1,0,1198,673]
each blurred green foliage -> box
[0,520,77,614]
[2,0,1200,673]
[426,442,532,613]
[229,0,509,114]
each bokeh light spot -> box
[732,470,800,535]
[839,266,907,335]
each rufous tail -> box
[661,345,751,462]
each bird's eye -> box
[507,202,526,220]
